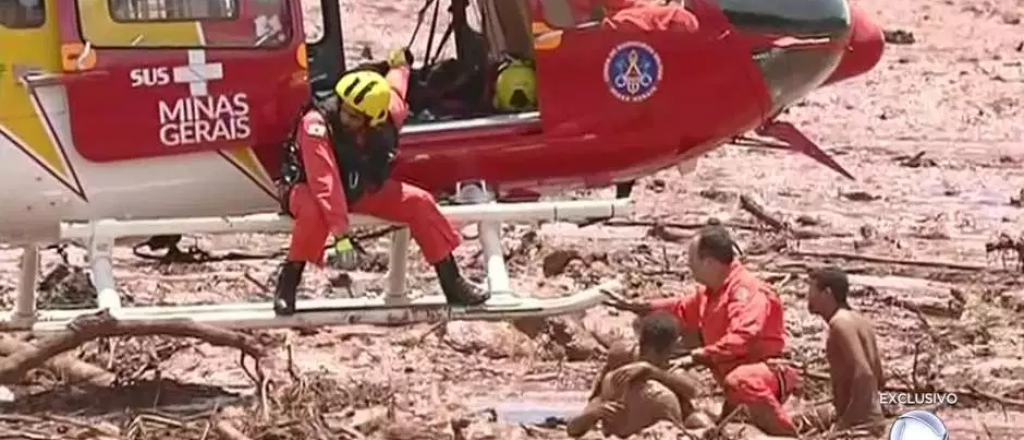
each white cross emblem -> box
[172,50,223,97]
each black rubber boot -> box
[273,261,305,316]
[434,255,490,306]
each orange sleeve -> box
[297,112,349,236]
[702,287,769,363]
[385,65,411,129]
[649,290,701,330]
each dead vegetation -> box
[2,184,1024,439]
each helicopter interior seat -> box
[406,0,539,123]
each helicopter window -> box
[79,0,292,48]
[532,0,584,30]
[0,0,45,29]
[706,0,849,37]
[298,0,323,44]
[109,0,236,22]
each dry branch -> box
[739,194,788,232]
[214,418,253,440]
[0,310,264,384]
[0,337,115,386]
[603,219,761,232]
[738,195,830,239]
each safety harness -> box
[277,97,398,215]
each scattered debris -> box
[739,194,789,232]
[646,178,667,193]
[999,289,1024,312]
[541,249,582,277]
[894,151,937,168]
[1010,189,1024,207]
[1,1,1022,438]
[985,233,1024,271]
[0,310,262,384]
[883,29,916,45]
[698,188,734,203]
[840,190,881,202]
[787,249,989,272]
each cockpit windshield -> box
[702,0,853,115]
[708,0,850,37]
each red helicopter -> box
[0,0,882,331]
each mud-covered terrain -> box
[1,0,1022,438]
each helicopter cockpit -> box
[706,0,853,115]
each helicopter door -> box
[531,2,757,146]
[56,0,309,163]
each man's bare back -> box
[598,347,684,435]
[827,309,885,430]
[567,313,712,438]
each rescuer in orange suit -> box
[274,49,490,315]
[605,225,800,436]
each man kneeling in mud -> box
[566,311,712,438]
[803,267,887,435]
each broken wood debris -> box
[985,233,1024,271]
[787,249,989,272]
[0,309,263,384]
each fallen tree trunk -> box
[787,249,989,271]
[0,337,115,386]
[0,310,264,384]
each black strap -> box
[280,96,399,208]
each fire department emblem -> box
[605,41,662,102]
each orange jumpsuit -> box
[649,261,799,431]
[286,66,460,266]
[530,0,698,33]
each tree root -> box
[0,310,264,384]
[214,417,254,440]
[0,337,115,387]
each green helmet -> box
[493,57,538,113]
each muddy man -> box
[805,267,886,434]
[566,311,713,438]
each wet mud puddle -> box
[468,391,588,425]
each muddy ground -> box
[1,0,1023,438]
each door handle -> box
[20,70,111,88]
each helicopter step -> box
[2,198,632,333]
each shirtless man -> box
[566,311,711,438]
[806,267,886,433]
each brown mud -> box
[1,0,1023,438]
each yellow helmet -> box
[334,70,391,127]
[493,58,538,113]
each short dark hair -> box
[638,311,680,354]
[809,267,850,307]
[695,225,736,264]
